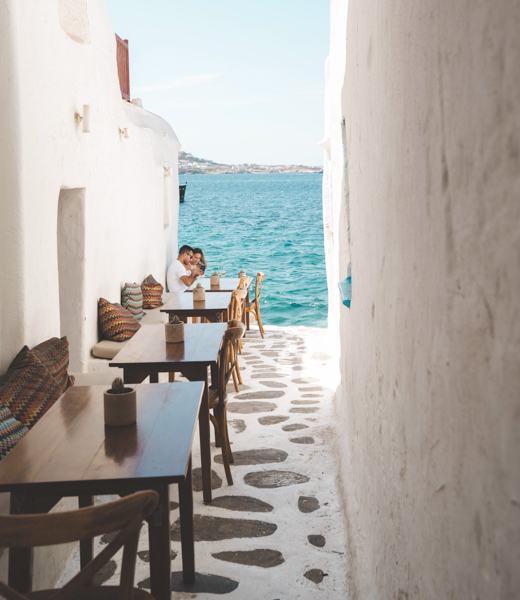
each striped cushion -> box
[141,274,164,309]
[31,336,74,394]
[99,298,141,342]
[121,283,144,320]
[0,347,63,428]
[0,406,29,460]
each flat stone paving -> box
[60,324,347,598]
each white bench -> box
[92,293,174,360]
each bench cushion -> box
[0,406,29,460]
[121,283,144,321]
[92,339,128,360]
[0,346,62,428]
[31,336,74,393]
[99,298,141,342]
[141,274,164,309]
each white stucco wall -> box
[324,1,520,598]
[0,0,180,589]
[0,0,180,373]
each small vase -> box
[193,283,206,301]
[165,322,184,343]
[210,272,220,286]
[104,388,137,426]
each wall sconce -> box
[163,166,172,176]
[74,104,91,132]
[118,127,129,139]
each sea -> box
[178,173,327,328]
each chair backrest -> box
[0,490,158,600]
[238,276,249,289]
[217,324,245,400]
[228,289,247,321]
[254,272,265,301]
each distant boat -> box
[179,182,187,203]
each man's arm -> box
[180,268,202,287]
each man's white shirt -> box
[167,259,189,292]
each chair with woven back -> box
[209,320,245,486]
[245,272,265,338]
[0,490,158,600]
[227,289,248,391]
[235,278,250,351]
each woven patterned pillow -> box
[121,283,144,320]
[0,347,63,428]
[99,298,141,342]
[31,336,73,394]
[0,406,29,460]
[141,274,164,309]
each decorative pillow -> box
[0,347,63,428]
[121,283,144,320]
[141,274,164,309]
[99,298,141,342]
[31,336,73,394]
[0,406,29,460]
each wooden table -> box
[110,323,227,504]
[0,382,203,600]
[186,277,250,292]
[160,291,232,323]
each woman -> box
[190,248,207,276]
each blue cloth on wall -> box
[338,277,351,308]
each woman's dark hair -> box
[192,248,206,268]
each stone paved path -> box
[62,325,347,598]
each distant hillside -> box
[179,151,323,174]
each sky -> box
[105,0,330,166]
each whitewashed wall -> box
[0,0,180,373]
[324,0,520,598]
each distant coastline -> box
[179,151,323,175]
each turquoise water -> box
[178,173,327,328]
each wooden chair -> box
[238,276,250,290]
[227,290,248,391]
[209,322,245,486]
[245,272,265,338]
[0,490,159,600]
[237,276,250,335]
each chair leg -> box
[220,408,233,485]
[235,355,243,385]
[224,408,234,465]
[231,367,239,392]
[256,303,265,338]
[229,345,239,392]
[211,410,222,447]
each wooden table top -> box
[186,278,250,292]
[110,323,227,369]
[160,292,232,314]
[0,382,204,492]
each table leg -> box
[180,366,212,504]
[8,491,33,594]
[79,495,94,572]
[178,456,195,584]
[147,484,172,600]
[199,370,212,503]
[124,367,141,385]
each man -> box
[167,245,202,292]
